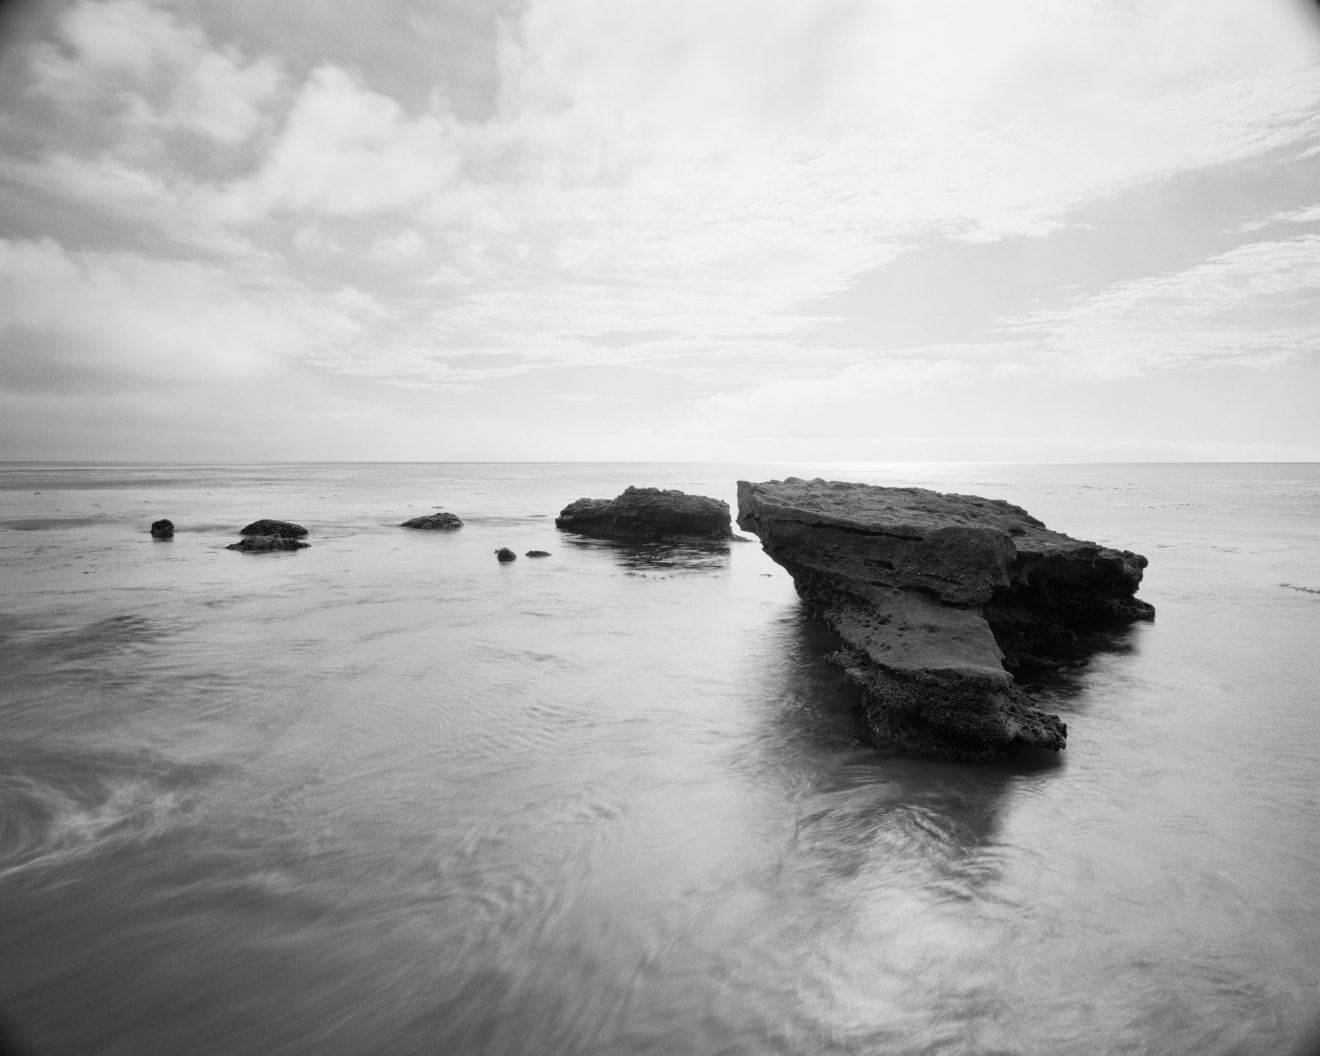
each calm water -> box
[0,462,1317,1056]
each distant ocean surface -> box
[1,461,1318,1056]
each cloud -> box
[1240,203,1320,231]
[220,64,462,219]
[420,0,1320,375]
[2,0,1319,459]
[0,237,368,390]
[170,0,1320,390]
[498,0,1320,238]
[665,229,1320,453]
[1007,234,1320,377]
[367,228,428,267]
[27,0,286,146]
[679,353,982,444]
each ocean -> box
[0,461,1317,1056]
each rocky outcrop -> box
[525,550,551,558]
[495,547,517,563]
[227,535,309,552]
[239,519,307,538]
[150,519,174,539]
[400,513,463,530]
[556,486,738,542]
[737,478,1155,760]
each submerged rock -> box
[227,535,309,552]
[495,547,517,562]
[400,512,463,530]
[239,519,307,538]
[150,519,174,539]
[555,486,737,543]
[737,478,1155,760]
[525,550,551,558]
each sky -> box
[1,0,1319,462]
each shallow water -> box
[0,462,1317,1055]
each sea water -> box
[0,461,1317,1056]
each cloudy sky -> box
[1,0,1318,462]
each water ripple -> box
[0,744,214,882]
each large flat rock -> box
[737,478,1155,760]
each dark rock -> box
[400,513,463,530]
[227,535,310,552]
[150,519,174,539]
[555,486,735,542]
[495,547,517,562]
[525,550,551,557]
[737,478,1155,761]
[239,519,307,538]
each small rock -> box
[227,535,310,552]
[400,513,463,530]
[150,519,174,539]
[239,519,307,538]
[495,547,517,563]
[525,550,551,557]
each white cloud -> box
[680,354,980,443]
[28,0,286,145]
[0,237,367,386]
[367,229,428,267]
[1240,204,1320,231]
[3,0,1319,458]
[0,152,253,257]
[180,0,1320,387]
[219,65,462,219]
[1009,234,1320,377]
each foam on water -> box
[0,745,209,882]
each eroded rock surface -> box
[239,519,307,538]
[400,513,463,530]
[737,478,1154,760]
[556,486,736,542]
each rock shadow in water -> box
[1012,622,1146,699]
[560,535,733,575]
[737,607,1085,896]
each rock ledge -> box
[737,478,1154,760]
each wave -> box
[0,517,110,531]
[458,515,554,529]
[0,744,215,882]
[40,614,166,663]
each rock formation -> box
[495,547,517,562]
[150,519,174,539]
[525,550,551,558]
[400,513,463,530]
[227,535,309,552]
[239,519,307,538]
[556,486,738,543]
[737,478,1155,760]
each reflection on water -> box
[560,535,736,575]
